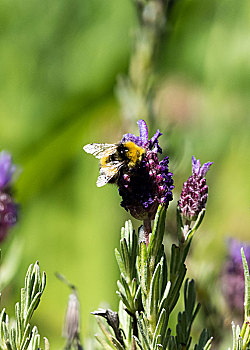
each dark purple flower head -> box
[118,120,174,220]
[221,238,250,313]
[0,151,18,242]
[0,151,16,190]
[178,156,213,222]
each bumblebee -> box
[83,141,145,187]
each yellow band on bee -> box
[123,141,145,167]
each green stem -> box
[240,318,250,350]
[143,219,152,247]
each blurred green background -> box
[0,0,249,348]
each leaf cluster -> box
[0,261,48,350]
[94,206,212,350]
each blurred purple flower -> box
[118,119,174,221]
[0,151,16,190]
[0,151,18,242]
[221,238,250,313]
[178,156,213,222]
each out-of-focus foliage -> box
[0,261,48,350]
[0,0,249,348]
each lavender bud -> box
[178,156,213,222]
[63,291,81,349]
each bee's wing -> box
[96,161,124,187]
[83,143,117,159]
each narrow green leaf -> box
[124,220,132,248]
[159,281,171,312]
[237,336,243,350]
[131,278,137,298]
[10,328,17,350]
[185,209,205,241]
[95,334,114,350]
[120,274,134,311]
[20,324,31,350]
[190,303,201,333]
[120,239,131,278]
[44,337,50,350]
[0,308,6,340]
[158,256,167,300]
[170,245,179,276]
[148,263,161,329]
[20,288,25,326]
[204,337,213,350]
[176,312,187,344]
[32,334,40,350]
[139,242,148,295]
[24,264,33,319]
[152,308,167,349]
[148,205,166,264]
[134,285,141,310]
[24,292,41,330]
[232,322,237,350]
[5,340,12,350]
[131,230,138,264]
[168,265,187,313]
[136,313,151,350]
[133,336,144,350]
[194,329,211,350]
[31,264,39,301]
[162,328,171,349]
[117,280,126,296]
[116,291,131,311]
[96,317,116,347]
[184,280,196,322]
[41,272,46,294]
[115,249,126,276]
[3,321,10,343]
[241,248,250,318]
[35,262,41,287]
[15,302,21,345]
[110,335,125,350]
[29,328,36,350]
[21,336,31,350]
[28,326,38,350]
[121,227,125,241]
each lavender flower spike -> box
[178,156,213,222]
[0,151,16,190]
[0,151,18,242]
[118,119,174,232]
